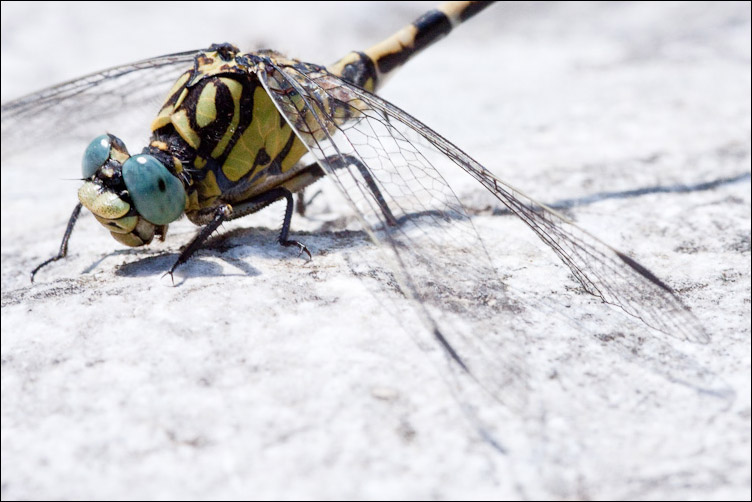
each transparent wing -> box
[256,59,707,376]
[259,59,537,413]
[1,50,200,160]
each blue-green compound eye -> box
[122,155,186,225]
[82,134,111,178]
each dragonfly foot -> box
[161,268,177,286]
[281,240,312,260]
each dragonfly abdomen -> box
[329,1,495,91]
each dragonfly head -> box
[78,134,186,247]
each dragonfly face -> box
[78,133,184,247]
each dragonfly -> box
[1,1,709,415]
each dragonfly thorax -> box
[146,44,310,226]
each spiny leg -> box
[295,154,398,226]
[279,189,312,258]
[167,151,397,277]
[295,188,323,217]
[239,187,312,259]
[30,202,83,283]
[166,188,315,280]
[164,204,233,281]
[295,190,307,216]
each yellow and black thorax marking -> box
[142,2,490,225]
[147,44,310,224]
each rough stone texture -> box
[2,2,750,499]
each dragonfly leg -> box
[295,188,323,216]
[278,189,312,258]
[296,154,398,226]
[164,203,233,281]
[30,202,83,283]
[235,187,312,259]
